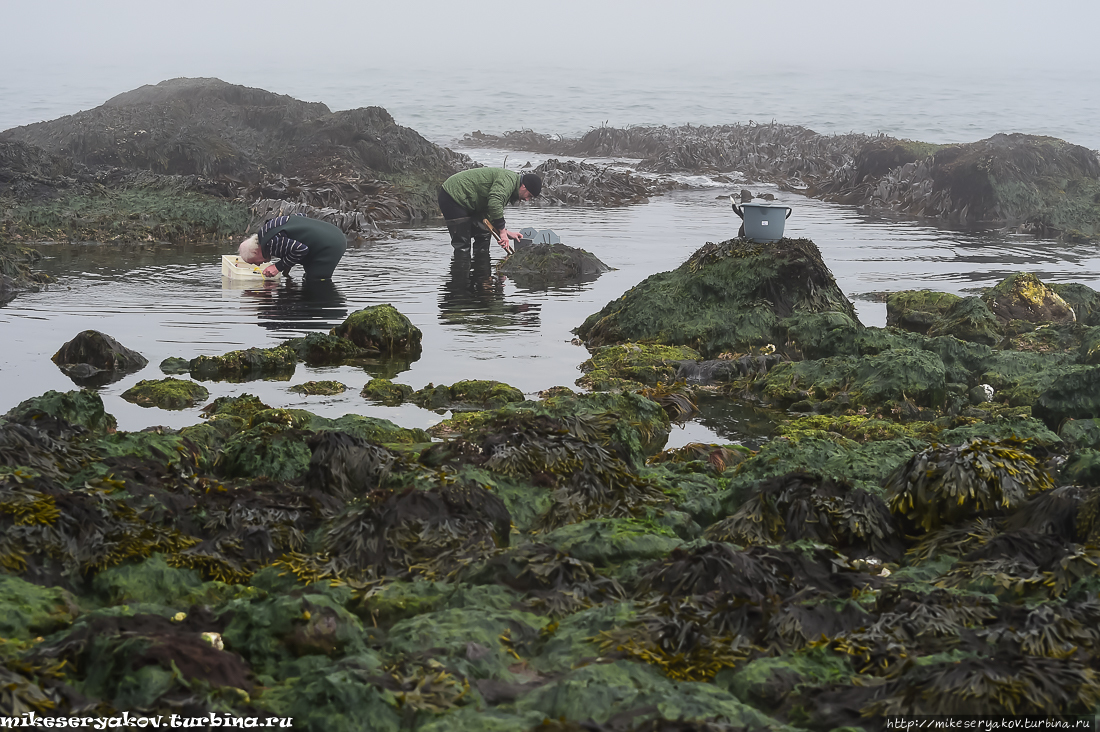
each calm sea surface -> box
[2,64,1099,444]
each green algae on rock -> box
[982,272,1076,326]
[288,380,347,396]
[411,379,526,411]
[4,388,117,434]
[189,345,297,382]
[280,332,379,366]
[577,343,702,390]
[886,290,962,334]
[121,377,210,410]
[361,378,414,406]
[334,304,423,356]
[497,242,611,283]
[575,238,859,357]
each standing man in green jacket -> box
[438,167,542,252]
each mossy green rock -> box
[281,332,378,365]
[497,242,610,278]
[576,238,859,358]
[158,357,191,375]
[757,348,947,413]
[309,413,431,445]
[577,342,702,389]
[4,388,117,433]
[411,379,526,411]
[0,575,80,640]
[121,377,209,410]
[189,345,297,382]
[982,272,1076,325]
[334,304,422,356]
[289,380,347,396]
[886,290,962,334]
[927,296,1002,345]
[361,378,414,406]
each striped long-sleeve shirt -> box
[259,214,310,274]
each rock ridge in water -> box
[464,124,1100,239]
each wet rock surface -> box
[121,377,210,410]
[498,242,611,284]
[51,330,149,387]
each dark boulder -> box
[51,330,148,386]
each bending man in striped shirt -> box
[238,214,348,280]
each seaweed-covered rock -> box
[361,378,414,406]
[704,470,903,561]
[577,343,702,389]
[2,77,471,225]
[755,348,947,414]
[4,388,117,433]
[159,356,191,375]
[121,377,210,409]
[885,290,962,334]
[335,304,423,356]
[411,380,526,411]
[289,380,347,396]
[281,332,379,366]
[51,330,148,386]
[982,272,1076,326]
[885,438,1054,532]
[926,296,1003,345]
[498,243,611,284]
[189,345,297,382]
[576,238,859,357]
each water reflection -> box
[236,278,349,332]
[438,249,540,328]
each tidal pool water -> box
[4,175,1100,448]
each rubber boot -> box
[472,220,493,253]
[446,217,474,251]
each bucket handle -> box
[730,196,792,219]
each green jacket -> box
[441,167,521,228]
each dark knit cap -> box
[521,173,543,197]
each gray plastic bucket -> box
[731,201,792,243]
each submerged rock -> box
[361,378,414,406]
[334,304,423,357]
[189,345,297,382]
[498,242,611,285]
[121,377,210,410]
[281,332,379,366]
[411,380,526,412]
[288,380,347,396]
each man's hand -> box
[263,264,280,277]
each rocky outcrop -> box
[0,78,476,244]
[51,330,148,387]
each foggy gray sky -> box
[6,0,1099,74]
